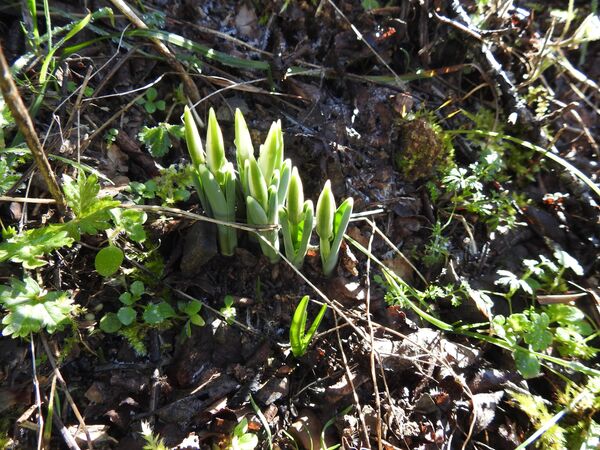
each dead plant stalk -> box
[0,45,68,216]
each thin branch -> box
[364,222,383,450]
[0,44,68,215]
[40,333,93,450]
[29,337,44,450]
[0,196,56,204]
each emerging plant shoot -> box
[316,180,353,277]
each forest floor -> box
[0,0,599,449]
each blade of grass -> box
[39,12,92,85]
[10,8,115,77]
[42,0,52,50]
[25,0,39,46]
[42,375,57,448]
[128,29,271,71]
[249,395,273,450]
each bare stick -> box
[0,45,68,216]
[29,337,44,450]
[40,333,93,450]
[364,223,383,450]
[108,0,201,104]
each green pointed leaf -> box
[258,120,283,183]
[322,196,352,277]
[289,296,326,357]
[294,200,314,266]
[267,186,279,224]
[206,107,226,174]
[184,106,205,166]
[189,313,205,326]
[316,180,335,240]
[247,196,268,224]
[287,167,304,224]
[248,158,268,211]
[198,165,228,218]
[278,159,292,206]
[235,108,254,165]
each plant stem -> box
[0,45,68,216]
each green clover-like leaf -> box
[514,348,541,378]
[143,302,176,325]
[523,312,553,352]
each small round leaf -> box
[129,281,145,298]
[117,306,136,326]
[514,348,541,379]
[100,313,122,333]
[95,246,124,277]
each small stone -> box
[255,376,289,405]
[180,222,218,276]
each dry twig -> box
[40,334,93,450]
[0,45,68,215]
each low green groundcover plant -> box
[0,277,75,338]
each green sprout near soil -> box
[316,181,353,277]
[280,167,314,268]
[185,106,237,255]
[289,295,327,358]
[183,106,352,274]
[227,417,258,450]
[138,122,184,158]
[241,116,291,263]
[140,420,168,450]
[137,87,166,114]
[220,295,237,325]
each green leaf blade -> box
[95,245,124,277]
